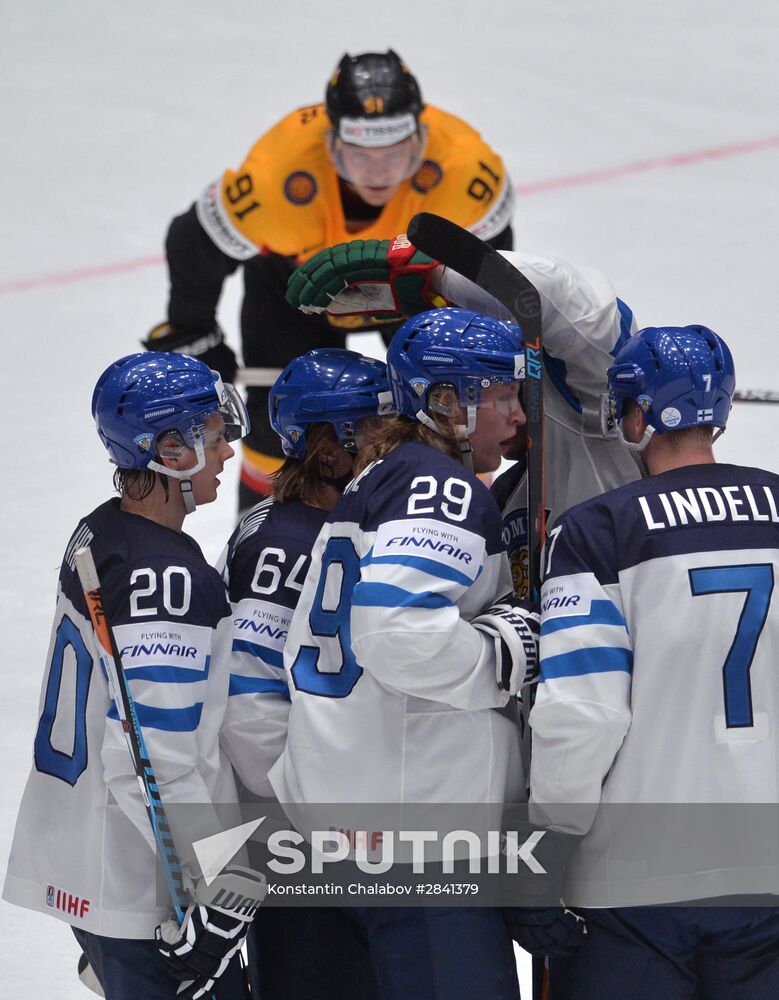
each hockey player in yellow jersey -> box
[146,50,514,509]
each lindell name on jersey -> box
[638,484,779,531]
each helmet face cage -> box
[601,325,735,437]
[386,308,525,423]
[92,353,249,470]
[269,349,392,459]
[326,49,424,149]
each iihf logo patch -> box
[133,433,154,452]
[697,408,714,422]
[410,378,430,396]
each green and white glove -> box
[286,235,449,320]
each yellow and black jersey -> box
[196,103,513,262]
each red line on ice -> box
[2,133,778,296]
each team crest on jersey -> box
[410,378,430,397]
[284,171,317,205]
[412,160,443,194]
[133,433,154,452]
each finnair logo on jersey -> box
[541,573,594,620]
[235,620,288,640]
[113,622,210,671]
[119,642,197,658]
[374,518,484,582]
[386,535,473,563]
[233,599,292,651]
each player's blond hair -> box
[353,386,462,473]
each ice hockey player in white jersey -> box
[531,325,779,998]
[270,308,582,1000]
[3,353,263,1000]
[285,234,642,596]
[219,348,389,1000]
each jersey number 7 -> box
[689,563,774,728]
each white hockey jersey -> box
[530,463,779,906]
[443,253,642,597]
[3,500,240,938]
[269,442,522,810]
[218,497,329,798]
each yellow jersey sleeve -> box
[195,104,338,260]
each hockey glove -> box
[286,235,448,320]
[506,906,586,958]
[472,597,540,694]
[156,864,265,999]
[143,321,238,384]
[156,904,252,999]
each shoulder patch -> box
[283,171,318,205]
[412,160,443,194]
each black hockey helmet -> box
[326,50,424,143]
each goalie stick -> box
[74,545,189,924]
[407,212,546,598]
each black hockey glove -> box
[507,906,586,958]
[143,321,238,384]
[472,597,540,694]
[156,903,253,999]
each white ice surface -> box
[1,1,777,995]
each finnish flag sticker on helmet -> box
[697,408,714,422]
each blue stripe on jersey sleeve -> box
[540,646,632,681]
[228,673,290,700]
[232,638,284,669]
[541,600,626,635]
[611,298,635,356]
[352,582,454,610]
[361,552,476,588]
[123,659,211,684]
[107,701,204,732]
[543,352,582,414]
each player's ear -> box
[621,400,647,444]
[156,432,188,470]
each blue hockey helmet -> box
[602,325,735,437]
[386,307,525,422]
[92,352,249,470]
[269,348,393,458]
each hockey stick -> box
[74,546,189,923]
[407,212,546,598]
[732,389,779,404]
